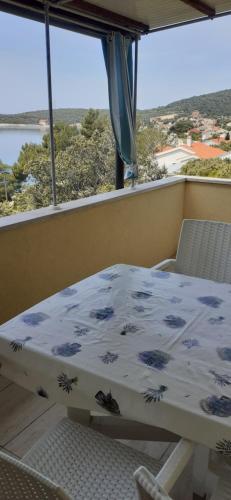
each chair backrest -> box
[175,219,231,283]
[134,466,172,500]
[0,450,70,500]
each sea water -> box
[0,128,44,166]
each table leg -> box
[67,407,91,425]
[193,445,209,498]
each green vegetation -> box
[0,112,168,217]
[0,108,108,125]
[0,160,19,203]
[180,158,231,178]
[169,120,192,137]
[216,141,231,152]
[191,132,201,141]
[136,126,167,181]
[140,88,231,120]
[81,109,107,139]
[2,88,231,125]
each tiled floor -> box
[0,374,173,460]
[0,375,66,459]
[0,375,201,499]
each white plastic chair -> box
[153,219,231,283]
[0,417,194,500]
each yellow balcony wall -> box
[0,178,184,324]
[2,175,231,326]
[184,177,231,222]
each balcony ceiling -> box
[66,0,231,31]
[1,0,231,35]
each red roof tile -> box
[157,142,225,159]
[189,142,225,159]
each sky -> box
[1,10,231,113]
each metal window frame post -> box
[133,36,138,130]
[132,35,139,187]
[44,1,57,206]
[115,150,124,190]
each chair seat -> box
[23,418,163,500]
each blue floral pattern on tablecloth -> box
[10,336,32,351]
[74,325,90,337]
[95,391,120,415]
[200,395,231,417]
[0,263,231,454]
[99,352,119,364]
[138,350,172,370]
[151,271,170,279]
[209,370,231,387]
[100,273,120,281]
[57,373,78,393]
[59,288,77,297]
[164,315,186,329]
[197,296,223,308]
[52,342,81,357]
[120,323,139,335]
[131,291,152,300]
[65,304,79,313]
[208,316,225,325]
[143,385,168,403]
[90,307,114,320]
[22,312,49,326]
[182,338,199,349]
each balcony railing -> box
[1,175,231,325]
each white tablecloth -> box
[0,264,231,455]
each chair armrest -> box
[134,439,195,500]
[152,259,176,272]
[156,439,195,493]
[134,466,172,499]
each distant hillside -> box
[0,108,109,125]
[1,89,231,124]
[138,89,231,121]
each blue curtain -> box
[102,33,137,181]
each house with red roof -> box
[155,138,228,174]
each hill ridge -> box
[1,88,231,124]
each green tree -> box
[42,123,79,153]
[139,158,167,183]
[0,200,14,216]
[1,119,169,217]
[54,128,115,202]
[213,141,231,152]
[13,143,43,179]
[81,109,107,139]
[191,132,201,141]
[137,126,167,162]
[180,158,231,178]
[136,125,168,183]
[0,160,20,203]
[13,124,79,182]
[6,123,115,211]
[169,120,192,137]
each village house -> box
[155,136,228,174]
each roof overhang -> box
[0,0,231,36]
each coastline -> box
[0,123,49,130]
[0,126,46,165]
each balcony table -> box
[0,263,231,457]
